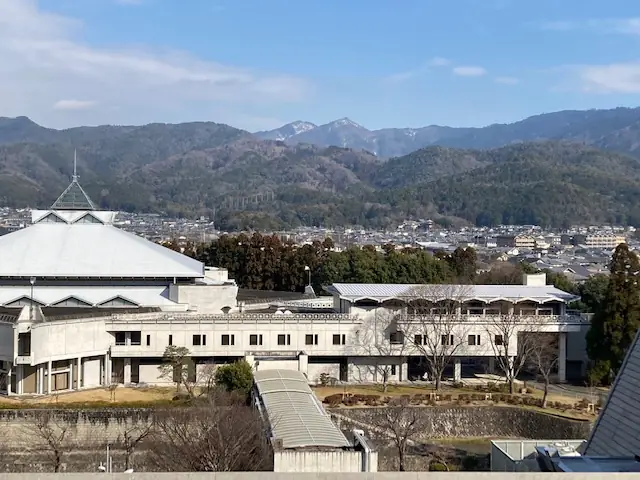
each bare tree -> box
[349,307,407,392]
[158,346,197,397]
[369,398,426,471]
[145,390,273,472]
[399,285,472,390]
[117,421,154,471]
[22,411,73,472]
[528,333,559,408]
[484,313,539,394]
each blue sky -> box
[2,0,640,130]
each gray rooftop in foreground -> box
[585,328,640,458]
[253,369,351,450]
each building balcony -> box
[398,313,589,325]
[15,355,32,365]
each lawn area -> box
[0,386,176,407]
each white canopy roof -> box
[0,222,204,279]
[329,283,578,303]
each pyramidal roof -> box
[51,151,96,211]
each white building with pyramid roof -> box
[0,165,238,394]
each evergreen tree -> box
[586,244,640,384]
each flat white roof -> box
[329,283,578,303]
[0,222,204,279]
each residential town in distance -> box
[1,206,635,283]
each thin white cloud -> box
[494,76,519,85]
[383,71,415,84]
[53,99,97,110]
[539,18,640,36]
[428,57,451,67]
[0,0,310,130]
[574,61,640,93]
[452,66,487,77]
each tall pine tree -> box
[586,243,640,384]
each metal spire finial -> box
[73,149,78,182]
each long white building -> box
[0,176,590,395]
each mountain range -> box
[255,107,640,158]
[1,106,640,230]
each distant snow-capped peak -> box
[289,121,316,135]
[329,117,364,129]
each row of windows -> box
[116,331,502,348]
[120,332,349,348]
[413,333,503,346]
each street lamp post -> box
[29,277,36,322]
[304,265,311,286]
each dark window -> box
[414,334,423,345]
[332,334,341,345]
[130,331,141,346]
[222,334,234,346]
[193,334,201,346]
[168,334,173,346]
[115,332,126,346]
[250,334,262,346]
[277,334,286,346]
[146,335,151,346]
[305,334,315,346]
[494,335,504,346]
[441,335,454,346]
[391,365,397,376]
[468,335,480,346]
[202,335,207,346]
[389,332,404,344]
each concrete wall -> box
[273,451,375,473]
[31,319,110,364]
[333,407,592,440]
[0,409,153,450]
[0,472,625,478]
[83,356,102,388]
[176,284,238,314]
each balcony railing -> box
[108,312,360,324]
[397,314,590,324]
[15,355,32,365]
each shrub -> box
[452,381,465,389]
[429,461,448,471]
[323,394,343,406]
[486,381,498,392]
[440,394,452,402]
[319,373,331,386]
[214,360,254,395]
[526,387,535,394]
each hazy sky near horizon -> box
[2,0,640,131]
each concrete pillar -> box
[104,353,110,385]
[298,353,308,376]
[400,357,409,381]
[124,357,131,384]
[38,365,44,394]
[453,358,462,382]
[244,355,255,371]
[558,332,567,383]
[125,332,131,346]
[77,357,82,389]
[16,365,22,395]
[47,360,52,394]
[6,367,11,396]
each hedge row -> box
[322,392,590,412]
